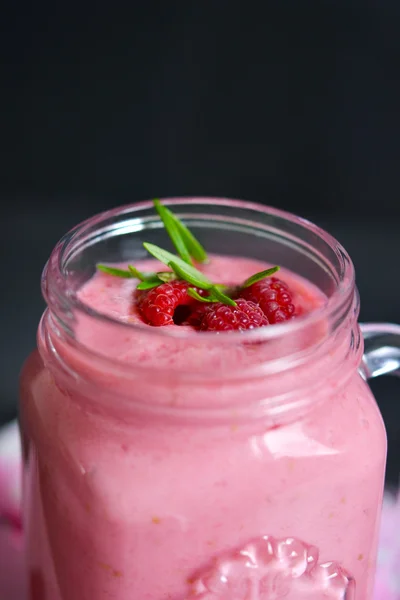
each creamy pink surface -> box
[76,256,326,370]
[20,256,387,599]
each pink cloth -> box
[0,421,399,599]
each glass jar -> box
[19,198,400,600]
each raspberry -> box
[184,303,211,328]
[199,298,269,332]
[239,277,295,323]
[138,280,198,326]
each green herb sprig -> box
[97,199,280,305]
[153,199,208,264]
[242,266,280,288]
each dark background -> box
[1,2,400,485]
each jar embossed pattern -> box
[19,199,400,600]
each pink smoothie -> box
[20,255,386,600]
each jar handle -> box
[360,323,400,380]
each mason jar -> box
[19,199,399,600]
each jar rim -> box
[43,197,355,346]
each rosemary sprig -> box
[97,200,280,307]
[97,265,137,278]
[153,199,208,264]
[242,266,280,287]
